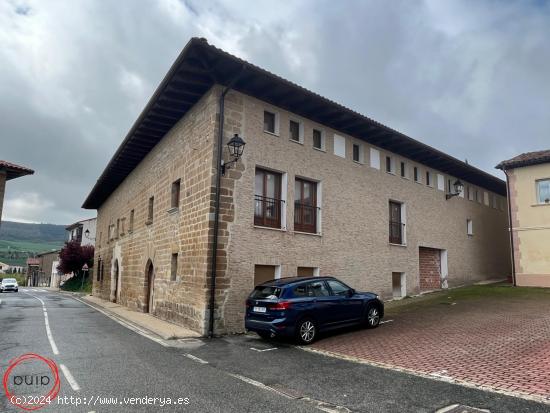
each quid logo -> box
[3,353,60,411]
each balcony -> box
[389,221,405,245]
[254,195,284,229]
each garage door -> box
[419,247,441,291]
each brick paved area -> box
[312,285,550,402]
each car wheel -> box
[365,305,381,329]
[295,318,317,345]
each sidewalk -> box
[79,294,200,340]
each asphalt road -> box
[0,289,547,413]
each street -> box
[0,289,548,412]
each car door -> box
[304,280,337,328]
[326,279,363,324]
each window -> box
[327,279,351,296]
[537,179,550,204]
[171,179,181,209]
[353,144,361,162]
[116,219,120,238]
[120,217,126,236]
[100,262,104,282]
[447,179,452,193]
[147,196,154,224]
[129,209,134,232]
[400,162,406,178]
[307,280,330,297]
[414,167,419,182]
[389,201,404,244]
[293,284,309,297]
[313,129,324,150]
[426,171,432,186]
[263,111,276,134]
[386,156,392,173]
[289,120,301,142]
[333,134,346,158]
[170,253,178,281]
[294,178,317,233]
[467,219,473,236]
[467,186,474,201]
[253,265,280,286]
[475,189,480,203]
[297,267,318,277]
[255,168,282,228]
[97,259,102,281]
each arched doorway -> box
[112,259,119,303]
[145,260,154,313]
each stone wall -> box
[217,90,511,333]
[93,86,221,334]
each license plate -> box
[253,306,266,313]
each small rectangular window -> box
[475,189,480,203]
[264,111,276,134]
[289,120,300,142]
[414,167,419,182]
[400,162,406,177]
[467,219,473,236]
[129,209,134,232]
[170,253,178,281]
[313,129,323,150]
[333,135,346,158]
[426,171,431,186]
[171,179,181,209]
[447,179,452,193]
[353,144,361,162]
[116,219,120,238]
[389,201,404,245]
[147,196,154,224]
[537,179,550,204]
[386,156,393,173]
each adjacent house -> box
[83,38,510,335]
[66,218,97,247]
[26,257,40,287]
[497,150,550,287]
[0,160,34,226]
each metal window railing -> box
[254,195,284,228]
[389,221,405,244]
[294,203,319,233]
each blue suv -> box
[245,276,383,344]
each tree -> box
[57,241,94,279]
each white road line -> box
[71,296,169,347]
[23,292,59,355]
[380,319,393,324]
[184,354,208,364]
[60,364,80,391]
[250,347,278,352]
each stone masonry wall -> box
[218,90,511,333]
[93,87,221,335]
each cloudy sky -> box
[1,0,549,224]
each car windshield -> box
[249,286,282,299]
[2,279,16,284]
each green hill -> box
[0,221,66,266]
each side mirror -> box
[348,289,355,297]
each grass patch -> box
[0,239,63,266]
[385,282,550,316]
[60,275,92,293]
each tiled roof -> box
[496,150,550,170]
[26,258,40,265]
[83,37,507,208]
[0,160,34,180]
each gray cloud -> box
[1,0,549,224]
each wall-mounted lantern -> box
[446,179,464,200]
[221,134,246,175]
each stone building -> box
[0,160,34,226]
[83,38,510,335]
[497,150,550,287]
